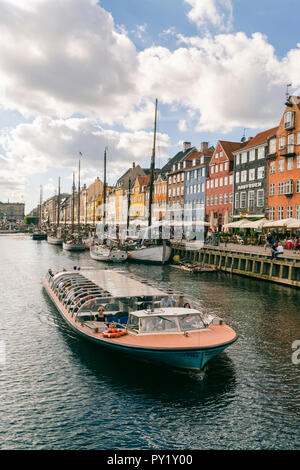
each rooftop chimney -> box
[183,141,191,152]
[201,142,208,152]
[132,162,135,169]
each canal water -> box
[0,234,299,450]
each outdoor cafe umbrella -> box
[263,218,296,228]
[240,218,268,229]
[223,218,249,229]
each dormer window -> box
[284,111,295,130]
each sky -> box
[0,0,300,213]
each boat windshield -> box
[139,316,178,333]
[178,314,204,331]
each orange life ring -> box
[102,328,127,339]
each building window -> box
[296,205,300,219]
[220,177,223,187]
[241,152,247,164]
[207,197,210,206]
[269,138,276,154]
[286,206,293,218]
[224,193,228,204]
[173,175,176,183]
[181,186,184,195]
[211,179,214,189]
[278,160,284,172]
[284,111,295,129]
[224,176,228,186]
[248,191,255,208]
[278,137,285,150]
[278,182,284,195]
[249,168,255,181]
[229,193,233,204]
[283,179,293,194]
[206,180,209,189]
[220,151,223,157]
[269,183,275,196]
[236,154,240,165]
[236,172,240,183]
[235,193,240,210]
[181,173,184,182]
[220,163,223,172]
[249,149,255,161]
[215,195,218,205]
[168,176,172,184]
[215,165,218,173]
[278,206,284,219]
[240,191,247,208]
[287,157,293,170]
[229,175,233,185]
[211,196,214,205]
[241,170,247,182]
[257,189,264,207]
[269,207,275,220]
[270,161,275,174]
[258,147,264,159]
[219,194,223,204]
[258,167,265,179]
[297,156,300,168]
[224,162,228,171]
[215,178,218,188]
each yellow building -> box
[130,175,150,219]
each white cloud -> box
[0,0,139,120]
[138,32,296,132]
[184,0,233,32]
[0,115,170,184]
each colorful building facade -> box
[267,96,300,221]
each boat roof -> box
[53,269,168,298]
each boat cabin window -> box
[139,316,178,333]
[127,314,139,332]
[178,314,204,331]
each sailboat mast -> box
[39,185,43,230]
[148,98,158,230]
[103,147,107,228]
[78,158,81,233]
[57,177,61,227]
[127,177,131,232]
[72,172,75,234]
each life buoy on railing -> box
[102,328,127,338]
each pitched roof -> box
[161,146,197,174]
[234,127,278,152]
[217,141,245,161]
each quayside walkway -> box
[171,242,300,288]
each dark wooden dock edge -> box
[171,245,300,288]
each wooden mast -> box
[148,98,158,233]
[103,147,107,230]
[77,158,81,233]
[57,177,61,227]
[72,172,75,234]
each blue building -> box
[184,143,214,239]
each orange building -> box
[153,174,167,219]
[267,96,300,221]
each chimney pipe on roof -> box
[201,142,208,152]
[132,162,135,169]
[183,141,191,152]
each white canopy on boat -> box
[80,269,167,298]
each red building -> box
[206,141,244,230]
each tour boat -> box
[42,268,237,371]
